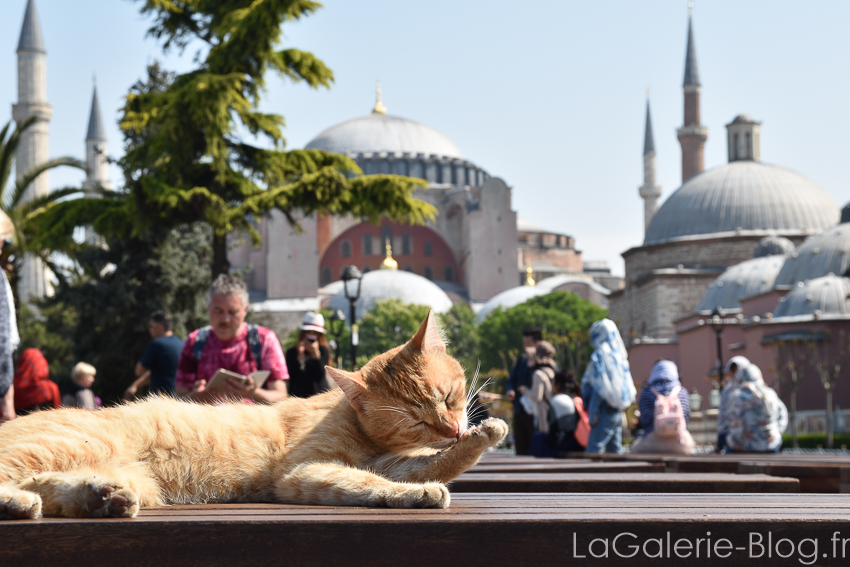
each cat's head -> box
[326,310,468,452]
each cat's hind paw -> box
[0,487,42,520]
[394,482,450,509]
[83,482,139,518]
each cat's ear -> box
[409,309,446,354]
[326,366,368,411]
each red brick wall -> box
[319,220,461,286]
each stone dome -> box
[305,112,488,186]
[696,255,787,312]
[306,113,463,159]
[644,161,839,245]
[325,269,453,321]
[475,276,608,322]
[754,235,795,258]
[773,275,850,319]
[774,223,850,287]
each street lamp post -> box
[341,265,363,369]
[710,306,725,392]
[328,309,346,369]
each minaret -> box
[12,0,53,300]
[83,80,111,192]
[638,96,662,232]
[676,4,708,183]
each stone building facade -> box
[610,12,839,344]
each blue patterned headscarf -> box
[581,319,636,411]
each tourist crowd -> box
[508,320,789,457]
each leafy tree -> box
[37,223,212,403]
[0,117,86,299]
[477,292,608,390]
[440,301,479,378]
[356,299,432,367]
[107,0,435,277]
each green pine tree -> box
[114,0,435,276]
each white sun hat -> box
[300,312,326,334]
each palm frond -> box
[7,157,87,210]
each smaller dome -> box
[475,276,609,321]
[774,224,850,287]
[325,270,452,321]
[730,114,758,124]
[754,236,795,258]
[773,275,850,319]
[697,255,787,312]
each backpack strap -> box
[246,323,263,370]
[192,324,263,370]
[193,326,212,364]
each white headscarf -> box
[581,319,636,411]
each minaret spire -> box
[83,79,111,193]
[639,96,662,233]
[13,0,53,301]
[676,5,708,183]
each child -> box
[63,362,98,410]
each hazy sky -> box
[1,0,849,275]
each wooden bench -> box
[471,461,666,474]
[451,472,799,493]
[5,493,845,567]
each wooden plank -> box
[450,473,799,494]
[5,494,850,567]
[470,462,666,474]
[737,462,848,493]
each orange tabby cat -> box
[0,310,507,519]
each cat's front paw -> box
[461,417,508,448]
[0,487,42,520]
[478,418,508,447]
[393,482,450,509]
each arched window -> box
[745,133,751,159]
[321,267,332,284]
[381,225,393,247]
[402,234,412,255]
[424,241,433,256]
[363,234,373,256]
[424,267,434,280]
[733,133,739,160]
[444,266,454,282]
[341,240,351,258]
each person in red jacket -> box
[13,348,60,415]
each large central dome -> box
[644,161,839,245]
[305,113,464,159]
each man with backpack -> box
[175,274,289,403]
[631,360,695,454]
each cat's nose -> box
[444,419,460,440]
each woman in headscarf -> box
[630,360,695,454]
[581,319,636,454]
[726,365,788,453]
[716,356,751,452]
[13,348,60,416]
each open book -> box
[205,369,271,393]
